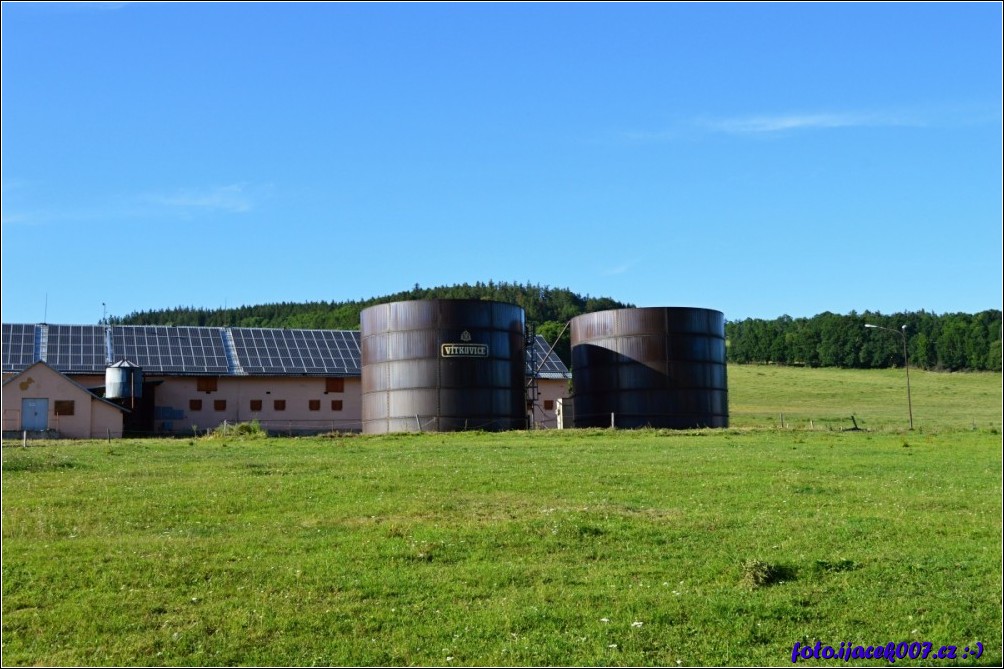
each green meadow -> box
[2,366,1001,666]
[728,364,1001,431]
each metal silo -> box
[570,307,728,429]
[105,359,144,401]
[360,299,526,433]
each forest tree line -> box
[111,285,1001,372]
[110,282,631,364]
[726,310,1002,372]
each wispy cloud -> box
[145,184,254,214]
[699,110,927,135]
[601,259,640,276]
[0,211,38,228]
[620,108,930,143]
[620,129,684,143]
[4,2,133,16]
[1,182,260,229]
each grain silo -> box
[570,307,728,429]
[360,299,526,433]
[105,359,144,402]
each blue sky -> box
[2,2,1001,325]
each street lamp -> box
[864,323,913,430]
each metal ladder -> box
[525,323,539,428]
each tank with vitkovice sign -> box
[570,307,728,429]
[360,299,526,433]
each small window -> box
[189,399,203,411]
[54,400,75,416]
[309,399,321,411]
[214,399,227,411]
[331,399,343,411]
[197,377,218,393]
[543,400,555,411]
[325,377,345,393]
[250,399,262,412]
[274,399,286,411]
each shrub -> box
[203,419,268,440]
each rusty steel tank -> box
[570,307,728,429]
[360,299,526,433]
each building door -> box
[22,398,49,431]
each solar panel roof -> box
[2,324,38,371]
[229,328,361,376]
[530,334,572,379]
[2,324,568,378]
[45,325,108,373]
[112,326,231,374]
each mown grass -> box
[2,367,1001,666]
[729,365,1001,431]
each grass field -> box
[2,366,1001,666]
[728,365,1002,432]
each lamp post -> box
[864,323,913,430]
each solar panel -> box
[2,324,39,372]
[45,325,108,373]
[333,330,362,374]
[111,326,230,374]
[3,324,553,378]
[530,334,571,379]
[229,328,361,376]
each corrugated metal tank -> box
[570,307,728,429]
[105,359,144,400]
[360,299,526,433]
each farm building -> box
[1,322,571,437]
[2,361,127,439]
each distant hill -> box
[110,282,634,364]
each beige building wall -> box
[149,374,558,434]
[72,374,105,388]
[150,375,362,435]
[1,363,124,438]
[14,370,563,436]
[530,378,571,429]
[89,396,127,439]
